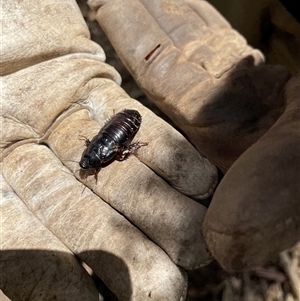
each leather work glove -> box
[0,1,218,301]
[89,0,300,271]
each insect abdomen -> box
[101,109,142,144]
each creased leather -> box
[1,0,219,300]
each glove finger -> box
[140,0,236,61]
[90,0,262,77]
[1,0,105,75]
[182,0,262,74]
[2,144,187,301]
[140,0,210,50]
[48,107,212,269]
[1,54,121,159]
[0,173,99,301]
[203,74,300,270]
[184,0,231,29]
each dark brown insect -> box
[79,109,147,182]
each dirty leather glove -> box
[0,1,218,300]
[89,0,300,270]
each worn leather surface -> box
[1,0,218,300]
[203,74,300,270]
[89,0,300,271]
[1,174,99,301]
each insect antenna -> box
[78,135,90,146]
[61,159,82,176]
[81,172,88,194]
[62,159,80,164]
[61,159,89,194]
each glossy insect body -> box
[79,109,147,179]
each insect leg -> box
[78,134,91,147]
[127,141,148,152]
[116,141,148,161]
[94,168,100,184]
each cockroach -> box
[79,109,148,182]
